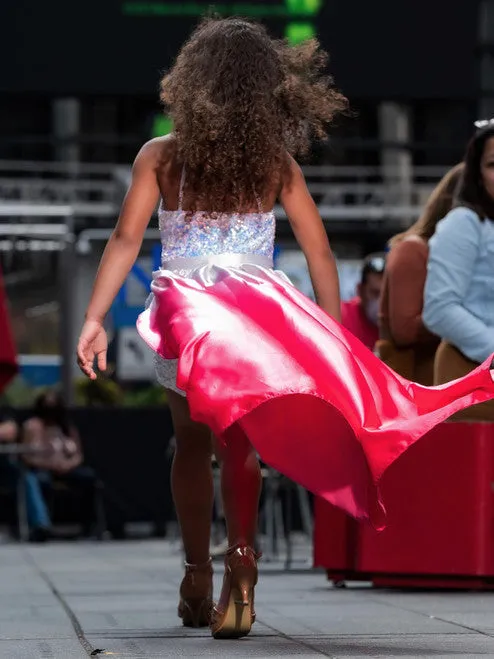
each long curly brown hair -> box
[160,17,348,211]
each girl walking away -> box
[77,17,494,640]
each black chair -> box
[43,471,107,540]
[0,455,29,542]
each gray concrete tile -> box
[3,542,494,658]
[0,639,85,658]
[369,591,494,614]
[85,635,323,657]
[0,625,75,642]
[258,603,464,636]
[309,633,494,656]
[77,607,187,633]
[433,611,494,633]
[67,594,173,614]
[0,603,76,641]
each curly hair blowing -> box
[160,17,348,211]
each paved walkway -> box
[1,540,494,657]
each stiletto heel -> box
[178,558,213,628]
[211,545,259,639]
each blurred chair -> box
[43,472,107,540]
[259,467,313,570]
[0,455,29,542]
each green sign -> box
[124,1,324,51]
[152,115,173,138]
[285,22,316,44]
[123,1,323,17]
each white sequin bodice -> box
[158,207,275,262]
[152,169,276,396]
[158,167,275,263]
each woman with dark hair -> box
[423,123,494,419]
[21,390,96,540]
[377,163,464,384]
[77,18,494,639]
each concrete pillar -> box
[52,98,82,403]
[52,98,80,165]
[378,102,413,223]
[58,230,77,405]
[73,248,105,354]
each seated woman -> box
[423,123,494,420]
[377,163,463,384]
[21,391,97,540]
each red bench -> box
[314,422,494,590]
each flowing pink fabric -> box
[137,265,494,528]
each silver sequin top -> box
[158,168,275,262]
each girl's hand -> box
[77,319,108,380]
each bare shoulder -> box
[401,234,428,252]
[135,134,177,169]
[389,235,428,267]
[281,153,303,189]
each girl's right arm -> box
[279,156,341,322]
[77,139,161,379]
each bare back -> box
[154,135,280,214]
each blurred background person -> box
[341,253,386,350]
[0,407,19,515]
[423,123,494,420]
[377,163,464,383]
[21,391,98,540]
[0,408,17,446]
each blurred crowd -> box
[0,391,101,542]
[343,125,494,422]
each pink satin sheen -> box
[137,265,494,529]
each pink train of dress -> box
[137,172,494,529]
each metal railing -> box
[0,160,451,225]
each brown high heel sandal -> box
[177,558,213,628]
[210,544,259,639]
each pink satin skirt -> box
[137,253,494,528]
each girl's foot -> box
[178,558,213,628]
[210,545,258,639]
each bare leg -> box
[213,425,261,548]
[210,426,261,639]
[167,389,214,564]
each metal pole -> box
[59,212,76,405]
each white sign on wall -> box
[116,328,155,381]
[277,249,363,302]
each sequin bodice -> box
[158,168,275,263]
[158,206,275,262]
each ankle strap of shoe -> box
[184,557,213,571]
[226,544,262,560]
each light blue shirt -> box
[423,206,494,364]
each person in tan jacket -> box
[377,163,464,384]
[21,391,97,540]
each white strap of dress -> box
[253,188,263,213]
[178,166,186,211]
